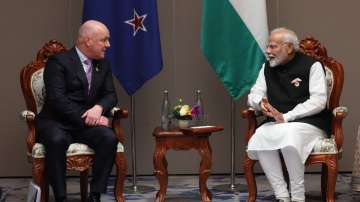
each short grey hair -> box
[271,27,299,51]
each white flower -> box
[179,105,191,116]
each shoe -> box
[87,192,101,202]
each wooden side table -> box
[153,126,224,202]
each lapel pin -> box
[291,78,302,87]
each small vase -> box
[177,119,190,129]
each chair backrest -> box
[299,37,344,111]
[20,40,66,114]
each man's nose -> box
[266,47,271,55]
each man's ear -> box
[286,43,295,55]
[85,37,92,47]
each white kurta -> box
[247,61,328,163]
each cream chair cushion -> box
[324,65,334,108]
[30,142,124,158]
[311,136,337,155]
[30,68,45,113]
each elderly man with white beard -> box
[246,28,332,202]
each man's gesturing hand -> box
[260,97,273,117]
[261,97,284,123]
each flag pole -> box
[213,98,247,192]
[230,98,237,188]
[125,95,155,193]
[130,95,137,189]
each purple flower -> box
[191,105,200,118]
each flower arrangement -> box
[172,98,200,120]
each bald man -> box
[36,20,117,202]
[247,28,331,202]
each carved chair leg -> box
[243,155,257,202]
[80,169,89,202]
[33,158,47,202]
[325,157,338,202]
[321,163,328,202]
[114,152,127,202]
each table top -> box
[153,125,224,137]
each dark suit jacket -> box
[37,47,117,130]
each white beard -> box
[268,52,288,67]
[269,58,280,67]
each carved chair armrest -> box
[111,107,129,119]
[332,106,348,151]
[111,107,128,144]
[241,108,259,143]
[20,110,36,154]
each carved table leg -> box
[198,138,212,202]
[154,142,168,202]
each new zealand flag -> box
[83,0,163,95]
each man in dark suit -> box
[36,20,118,202]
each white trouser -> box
[257,147,305,201]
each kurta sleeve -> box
[247,64,267,111]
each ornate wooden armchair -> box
[241,37,347,202]
[20,40,127,202]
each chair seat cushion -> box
[310,136,338,155]
[30,142,124,158]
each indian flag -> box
[201,0,268,100]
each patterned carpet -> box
[0,173,360,201]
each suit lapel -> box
[69,48,89,96]
[89,60,102,96]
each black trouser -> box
[36,120,117,199]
